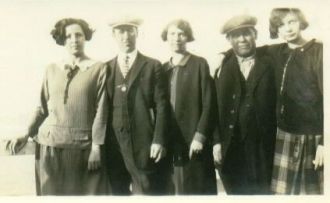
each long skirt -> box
[171,147,217,195]
[35,144,111,195]
[271,128,323,194]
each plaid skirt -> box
[271,128,323,194]
[35,144,111,195]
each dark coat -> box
[105,52,170,171]
[163,54,217,194]
[213,48,277,193]
[163,54,216,149]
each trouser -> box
[105,127,171,195]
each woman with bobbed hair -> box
[7,18,111,195]
[266,8,323,194]
[161,19,217,195]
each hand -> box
[6,135,29,155]
[150,143,166,163]
[213,144,222,165]
[312,145,323,170]
[189,140,203,159]
[88,144,101,171]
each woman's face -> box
[167,25,188,53]
[278,13,302,43]
[64,24,86,56]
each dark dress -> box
[213,48,277,194]
[163,53,217,195]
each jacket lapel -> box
[246,53,268,93]
[106,58,117,101]
[127,52,146,91]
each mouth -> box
[238,45,250,50]
[285,33,296,38]
[70,45,80,49]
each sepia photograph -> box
[0,0,328,201]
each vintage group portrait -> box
[0,0,328,200]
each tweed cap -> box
[109,16,143,28]
[221,15,257,34]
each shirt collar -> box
[236,53,255,64]
[169,53,191,68]
[59,57,97,72]
[118,49,138,63]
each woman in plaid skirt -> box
[266,8,323,194]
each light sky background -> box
[0,0,327,138]
[0,0,329,200]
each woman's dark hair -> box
[51,18,94,45]
[269,8,309,39]
[161,19,194,42]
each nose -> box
[69,35,78,43]
[237,34,246,42]
[122,31,130,39]
[283,24,292,32]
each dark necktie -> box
[121,55,130,78]
[64,65,79,104]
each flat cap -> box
[221,15,257,34]
[109,16,143,28]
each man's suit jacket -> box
[105,52,169,171]
[214,48,277,180]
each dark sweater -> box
[267,39,323,138]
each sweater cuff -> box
[193,132,206,143]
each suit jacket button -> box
[232,94,236,99]
[229,125,234,129]
[230,110,235,114]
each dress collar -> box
[283,39,316,54]
[59,57,97,72]
[169,53,191,68]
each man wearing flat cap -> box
[104,17,171,195]
[212,15,277,194]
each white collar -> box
[118,49,138,63]
[236,54,255,64]
[59,57,97,72]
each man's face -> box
[112,25,138,53]
[227,27,256,57]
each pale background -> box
[0,0,329,201]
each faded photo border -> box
[0,0,329,202]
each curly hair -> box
[161,19,194,42]
[269,8,309,39]
[50,18,94,46]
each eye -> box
[288,19,298,25]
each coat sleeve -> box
[315,43,323,143]
[92,63,109,145]
[195,58,216,140]
[152,61,170,146]
[25,66,50,137]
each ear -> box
[134,27,139,37]
[111,29,116,37]
[226,34,231,41]
[254,29,258,40]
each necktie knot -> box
[121,55,130,78]
[65,65,79,80]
